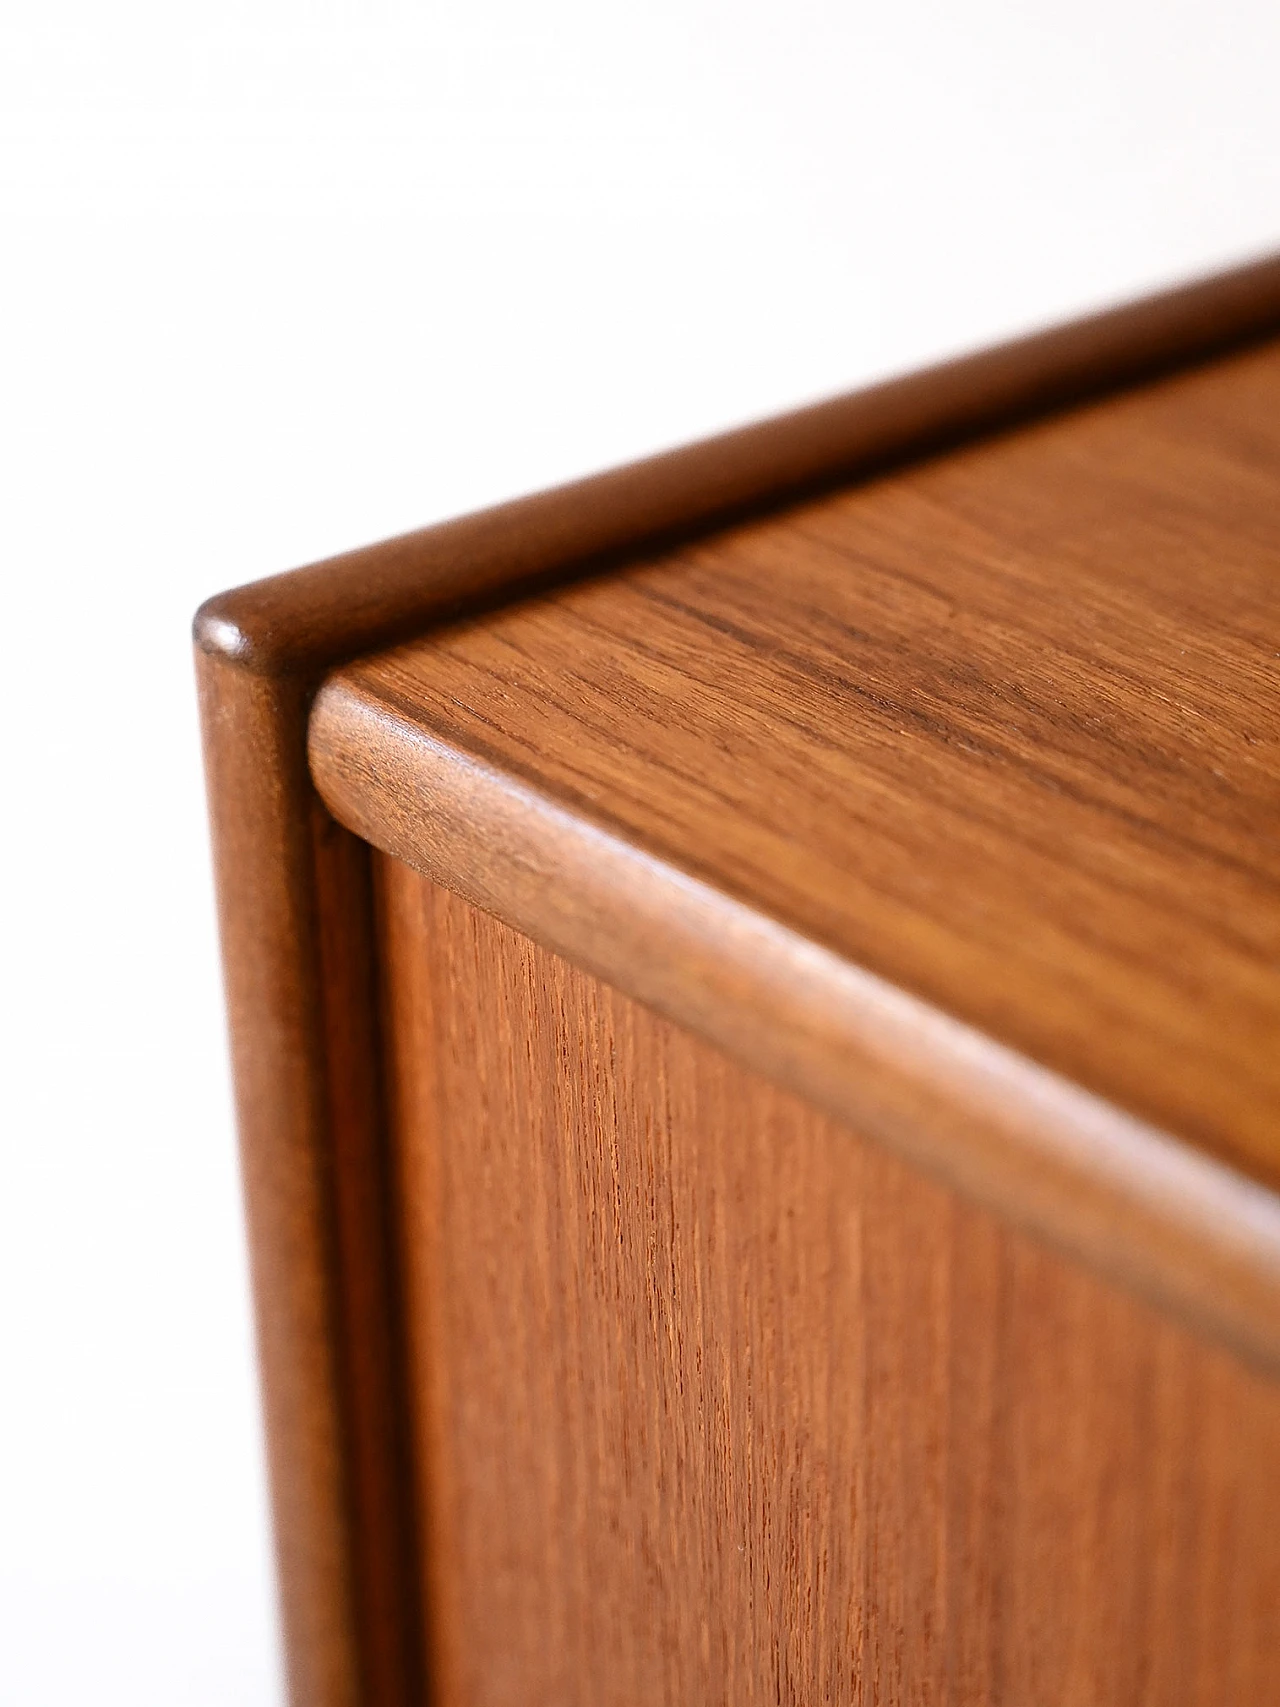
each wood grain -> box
[311,338,1280,1370]
[197,251,1280,678]
[194,254,1280,1704]
[195,657,424,1707]
[377,859,1280,1707]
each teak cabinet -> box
[197,255,1280,1707]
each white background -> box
[2,3,1278,1702]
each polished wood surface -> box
[377,860,1280,1707]
[311,339,1280,1370]
[197,250,1280,677]
[194,255,1280,1705]
[195,659,423,1707]
[317,339,1280,1182]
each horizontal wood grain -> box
[378,861,1280,1707]
[197,251,1280,679]
[194,253,1280,1705]
[311,338,1280,1371]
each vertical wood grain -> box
[196,254,1280,1702]
[197,656,361,1707]
[377,857,1280,1707]
[196,653,423,1707]
[311,803,425,1707]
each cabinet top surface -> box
[327,341,1280,1186]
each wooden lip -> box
[196,248,1280,683]
[309,678,1280,1376]
[196,250,1280,1706]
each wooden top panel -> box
[326,342,1280,1189]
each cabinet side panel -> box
[196,651,424,1707]
[376,856,1280,1707]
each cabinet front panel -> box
[376,856,1280,1707]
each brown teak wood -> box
[195,254,1280,1706]
[311,337,1280,1374]
[379,861,1280,1707]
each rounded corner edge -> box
[192,592,259,667]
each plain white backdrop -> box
[2,4,1278,1702]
